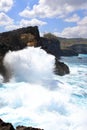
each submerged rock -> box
[0,119,43,130]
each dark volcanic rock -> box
[0,26,70,81]
[54,58,70,76]
[40,37,62,58]
[0,26,41,80]
[61,49,78,56]
[0,119,43,130]
[68,44,87,54]
[0,26,40,56]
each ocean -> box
[0,47,87,130]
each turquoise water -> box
[0,47,87,130]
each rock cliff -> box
[0,26,70,81]
[40,37,62,58]
[68,44,87,54]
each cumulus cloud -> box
[20,18,47,27]
[5,18,47,31]
[19,0,87,18]
[0,12,13,26]
[78,16,87,26]
[0,0,13,12]
[54,16,87,38]
[5,24,19,31]
[64,14,80,22]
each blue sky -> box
[0,0,87,38]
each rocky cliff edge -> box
[0,26,70,81]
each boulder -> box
[54,58,70,76]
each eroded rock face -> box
[0,119,43,130]
[0,26,40,56]
[40,37,61,58]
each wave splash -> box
[3,47,55,83]
[0,47,87,130]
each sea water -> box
[0,47,87,130]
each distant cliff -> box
[44,33,87,55]
[68,44,87,54]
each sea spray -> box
[3,47,55,83]
[0,47,87,130]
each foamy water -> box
[0,47,87,130]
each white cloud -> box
[20,18,47,27]
[5,18,47,31]
[5,24,19,31]
[78,16,87,26]
[54,16,87,38]
[19,0,87,18]
[0,0,13,12]
[0,12,13,26]
[64,14,80,22]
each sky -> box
[0,0,87,38]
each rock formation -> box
[0,26,40,56]
[0,119,43,130]
[54,58,70,76]
[68,44,87,54]
[40,37,62,58]
[61,49,78,56]
[0,26,70,81]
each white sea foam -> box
[0,47,87,130]
[3,47,55,83]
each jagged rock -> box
[40,37,61,58]
[0,26,70,81]
[0,119,43,130]
[54,58,70,76]
[0,26,40,80]
[0,26,40,57]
